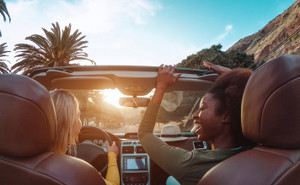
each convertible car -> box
[29,65,216,185]
[0,55,299,185]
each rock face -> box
[227,0,300,62]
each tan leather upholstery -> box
[242,55,300,148]
[198,55,300,185]
[0,74,105,185]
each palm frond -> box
[0,42,10,73]
[0,0,10,22]
[13,22,95,74]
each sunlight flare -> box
[102,89,127,108]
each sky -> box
[0,0,296,67]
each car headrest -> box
[242,55,300,149]
[0,74,57,157]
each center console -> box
[121,140,150,185]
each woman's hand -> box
[106,141,119,155]
[150,65,181,105]
[203,61,231,75]
[156,65,181,91]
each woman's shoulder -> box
[192,146,249,161]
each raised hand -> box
[203,61,231,75]
[156,65,181,91]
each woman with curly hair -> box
[138,64,254,185]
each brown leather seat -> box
[198,55,300,185]
[0,74,106,185]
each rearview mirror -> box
[119,97,150,107]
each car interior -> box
[30,65,216,185]
[0,55,299,185]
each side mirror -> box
[119,97,150,107]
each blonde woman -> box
[50,89,120,185]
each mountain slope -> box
[227,0,300,62]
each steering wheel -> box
[76,126,113,174]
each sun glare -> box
[102,89,127,108]
[102,89,154,108]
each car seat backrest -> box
[242,55,300,148]
[0,74,56,157]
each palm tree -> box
[12,22,95,75]
[0,42,10,74]
[0,0,11,37]
[0,0,10,21]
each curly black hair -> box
[208,68,254,146]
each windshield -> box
[70,89,205,134]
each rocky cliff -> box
[227,0,300,62]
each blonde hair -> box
[50,89,80,155]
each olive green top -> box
[138,102,246,185]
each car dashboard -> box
[117,135,207,185]
[121,140,150,185]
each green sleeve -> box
[138,102,194,180]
